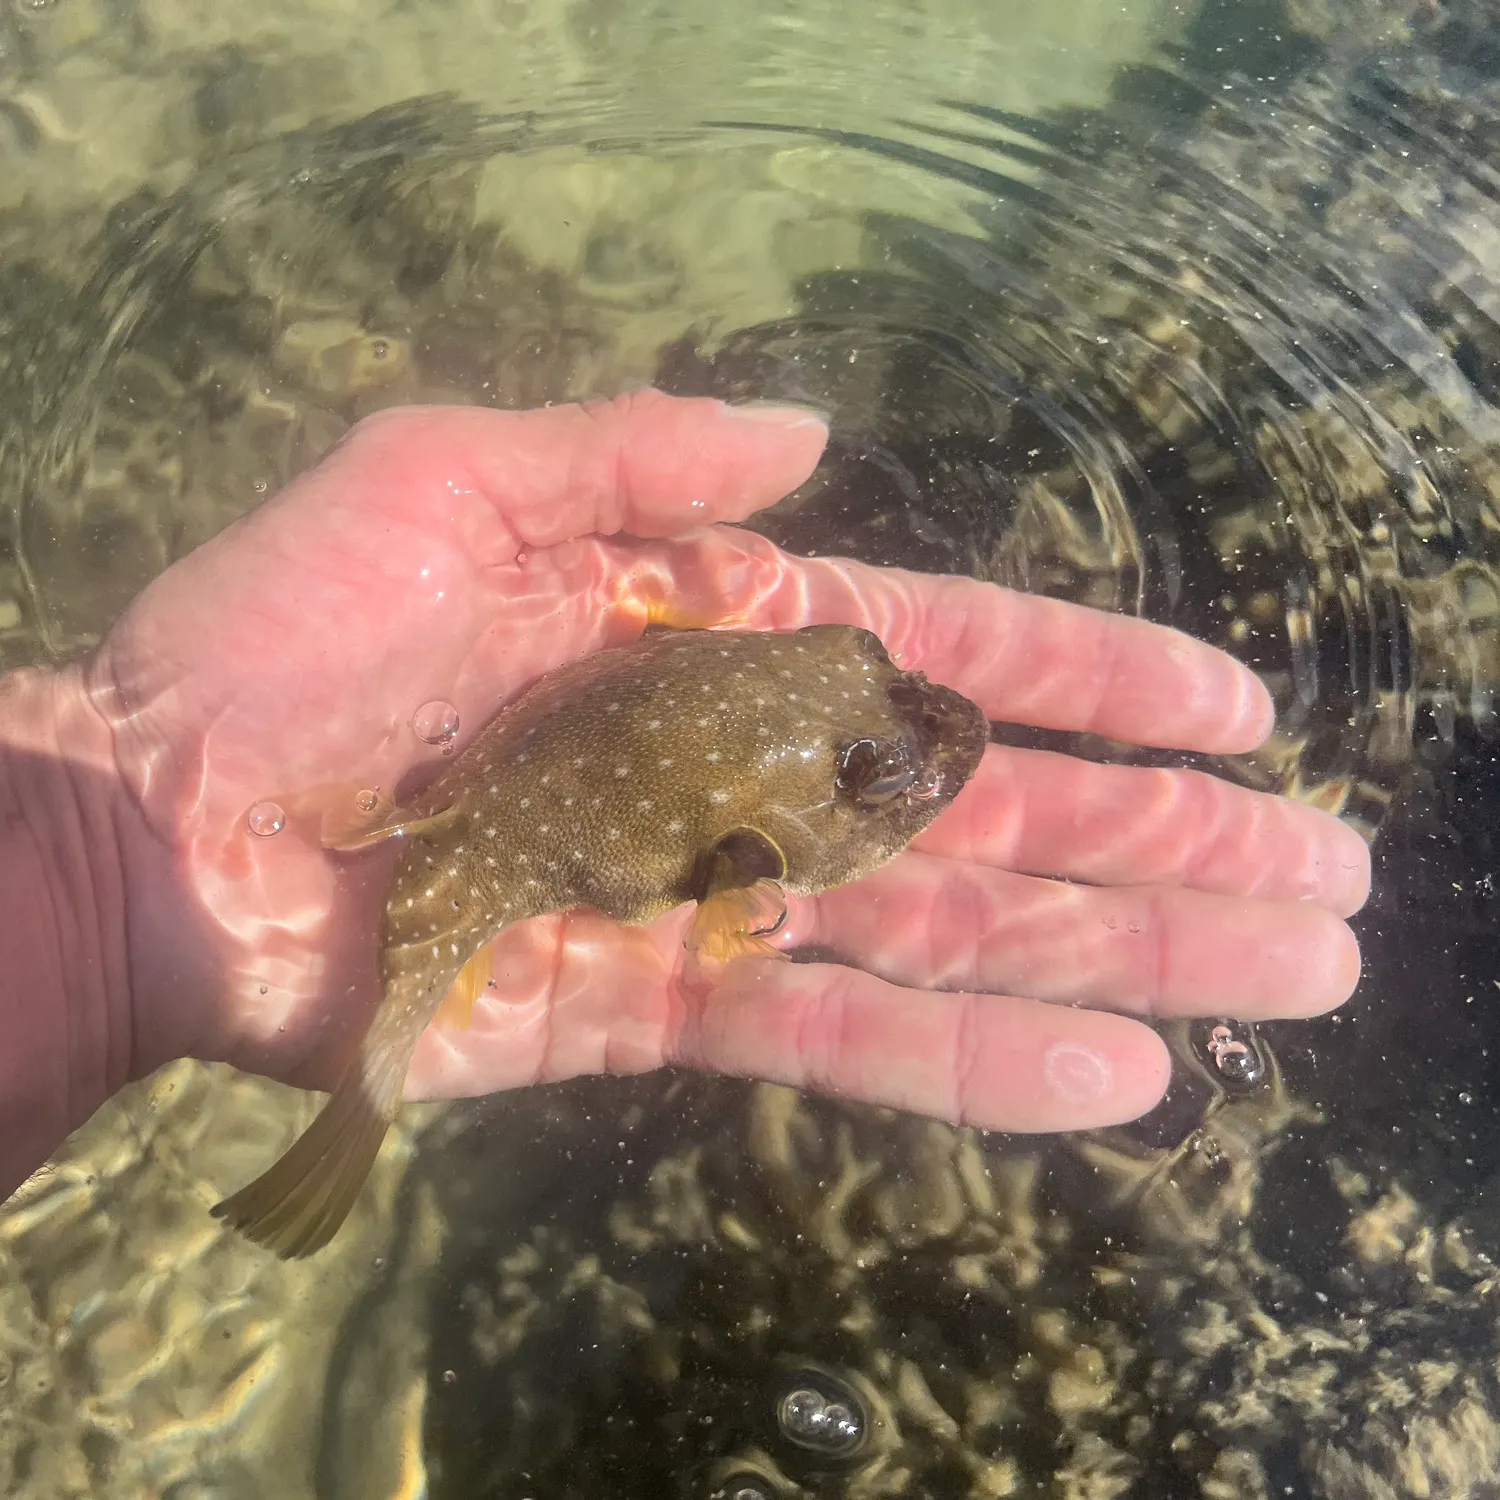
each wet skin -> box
[0,390,1370,1209]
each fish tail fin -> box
[210,1058,403,1259]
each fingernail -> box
[1042,1043,1113,1104]
[725,399,832,432]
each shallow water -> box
[3,0,1500,1495]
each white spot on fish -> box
[706,751,721,763]
[637,799,653,811]
[573,756,586,768]
[607,828,621,840]
[426,888,435,899]
[659,757,674,768]
[646,719,663,731]
[563,797,575,808]
[614,766,630,778]
[695,716,710,727]
[517,752,528,763]
[709,790,731,804]
[606,702,620,712]
[406,897,414,908]
[538,823,550,834]
[519,798,530,810]
[667,819,684,833]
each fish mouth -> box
[886,673,990,800]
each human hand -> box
[78,390,1368,1135]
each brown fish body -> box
[213,625,988,1256]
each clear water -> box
[2,0,1500,1496]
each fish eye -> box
[836,738,917,808]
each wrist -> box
[0,663,134,1197]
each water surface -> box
[2,0,1500,1496]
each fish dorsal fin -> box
[613,574,754,635]
[266,781,466,852]
[325,802,464,853]
[321,791,465,852]
[686,826,789,966]
[432,945,495,1030]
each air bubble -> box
[776,1383,865,1456]
[1204,1020,1267,1088]
[246,801,286,836]
[356,788,380,813]
[413,700,460,746]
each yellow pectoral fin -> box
[432,944,495,1030]
[686,878,789,966]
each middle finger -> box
[917,745,1372,918]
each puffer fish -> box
[212,624,989,1257]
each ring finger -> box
[786,850,1363,1020]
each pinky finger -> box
[674,959,1173,1134]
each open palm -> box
[86,391,1368,1133]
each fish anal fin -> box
[210,1059,402,1258]
[432,945,494,1031]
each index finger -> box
[309,390,831,551]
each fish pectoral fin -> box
[687,825,790,966]
[432,944,494,1031]
[687,878,789,965]
[210,1055,404,1259]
